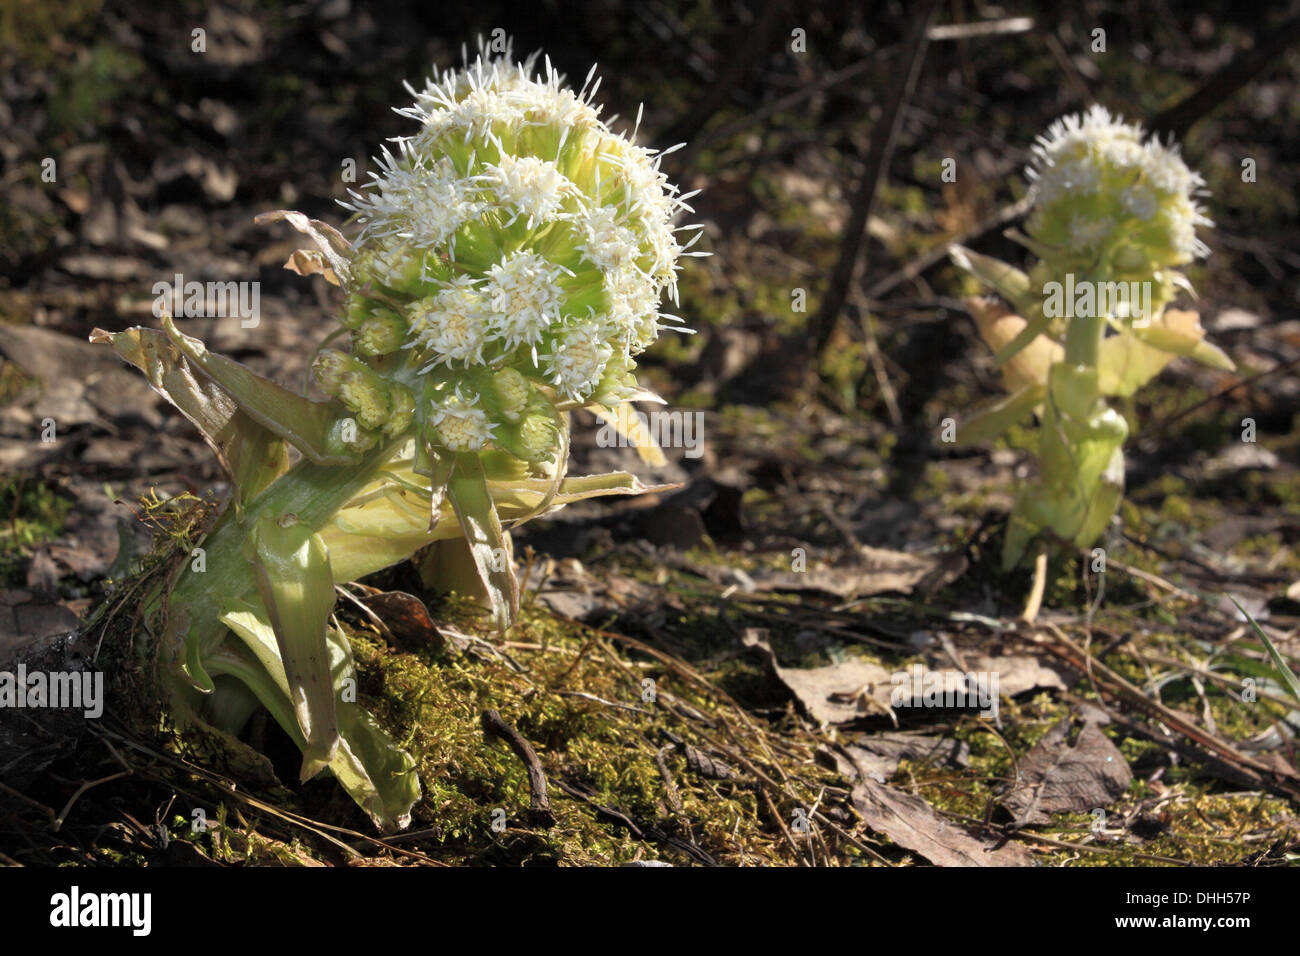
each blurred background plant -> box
[948,106,1235,614]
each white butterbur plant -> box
[93,43,698,830]
[949,105,1234,600]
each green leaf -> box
[1229,596,1300,705]
[1131,325,1235,371]
[948,245,1040,318]
[90,326,290,505]
[218,599,420,830]
[1069,446,1124,549]
[1099,310,1235,397]
[245,515,340,781]
[447,453,520,633]
[425,445,455,531]
[160,314,360,466]
[318,461,679,584]
[956,385,1046,445]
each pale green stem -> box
[1063,311,1104,368]
[1062,264,1111,369]
[171,438,405,659]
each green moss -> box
[0,360,34,404]
[46,40,144,136]
[335,597,854,865]
[0,476,73,587]
[0,0,102,68]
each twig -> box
[1039,28,1091,105]
[655,746,684,814]
[480,709,556,828]
[1102,554,1203,605]
[657,0,788,148]
[864,197,1033,304]
[1150,12,1300,140]
[849,292,904,427]
[929,18,1034,41]
[53,771,131,832]
[811,0,943,358]
[1030,624,1299,797]
[0,781,56,821]
[691,55,877,153]
[1150,352,1300,438]
[1021,548,1048,622]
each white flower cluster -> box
[1025,104,1211,269]
[338,42,702,455]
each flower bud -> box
[383,383,415,437]
[489,367,531,422]
[325,414,379,454]
[354,307,408,357]
[493,409,558,463]
[313,349,390,431]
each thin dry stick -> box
[692,56,876,153]
[865,197,1033,305]
[655,746,684,815]
[849,290,904,427]
[929,17,1035,41]
[658,0,788,147]
[761,788,810,866]
[1102,553,1203,604]
[1150,12,1300,139]
[1032,624,1297,794]
[1150,352,1300,438]
[811,0,943,359]
[481,708,557,827]
[53,771,132,832]
[1021,548,1049,622]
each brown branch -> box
[481,709,557,828]
[657,0,788,148]
[1150,12,1300,140]
[810,0,943,360]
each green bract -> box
[950,105,1234,571]
[92,45,694,830]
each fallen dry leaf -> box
[848,732,970,782]
[852,777,1035,866]
[956,653,1072,697]
[824,733,970,784]
[750,545,942,599]
[744,630,893,724]
[360,591,445,653]
[999,712,1133,825]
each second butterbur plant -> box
[93,44,699,830]
[950,105,1235,573]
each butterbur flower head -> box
[541,321,614,400]
[430,387,495,451]
[407,277,491,368]
[1025,105,1211,276]
[340,39,700,457]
